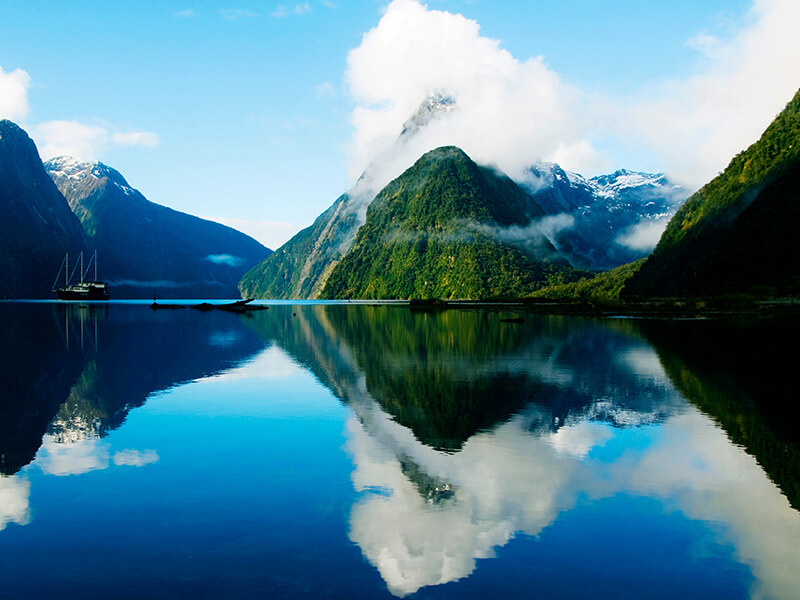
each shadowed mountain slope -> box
[46,156,271,299]
[624,88,800,298]
[0,120,87,298]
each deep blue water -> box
[0,302,798,599]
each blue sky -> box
[1,0,796,249]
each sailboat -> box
[52,251,110,300]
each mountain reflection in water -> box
[0,303,798,599]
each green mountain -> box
[46,156,271,298]
[0,120,87,298]
[320,146,584,300]
[239,94,457,300]
[624,88,800,298]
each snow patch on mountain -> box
[517,163,690,270]
[45,155,136,196]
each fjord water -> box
[1,303,798,599]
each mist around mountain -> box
[320,146,587,300]
[240,94,458,300]
[519,164,688,270]
[0,120,87,298]
[622,87,800,298]
[46,156,271,299]
[241,92,689,300]
[529,87,800,303]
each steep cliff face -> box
[0,120,87,298]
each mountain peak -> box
[399,92,456,139]
[45,156,131,189]
[0,118,27,138]
[0,119,41,164]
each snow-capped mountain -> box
[46,155,138,200]
[45,156,271,298]
[399,92,456,139]
[519,164,689,270]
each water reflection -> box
[250,306,800,598]
[0,303,798,598]
[0,303,267,476]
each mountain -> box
[46,156,271,298]
[624,88,800,298]
[241,90,688,299]
[240,93,458,299]
[519,164,688,270]
[320,146,584,300]
[0,120,87,298]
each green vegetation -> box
[321,146,586,300]
[529,259,645,303]
[625,88,800,298]
[323,305,543,450]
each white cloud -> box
[0,475,31,532]
[345,0,602,184]
[112,449,159,467]
[220,8,259,20]
[35,436,110,476]
[625,0,800,187]
[172,8,196,18]
[111,131,160,147]
[31,120,160,161]
[615,218,672,252]
[686,33,723,59]
[205,253,245,266]
[345,0,800,191]
[0,66,31,122]
[345,390,800,598]
[271,3,311,18]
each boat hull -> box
[55,282,110,301]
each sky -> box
[1,0,798,249]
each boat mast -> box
[94,250,98,281]
[80,252,84,284]
[65,254,69,286]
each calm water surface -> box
[1,302,798,599]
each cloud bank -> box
[345,0,597,182]
[346,0,800,189]
[628,0,800,186]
